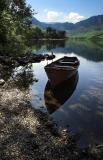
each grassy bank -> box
[66,29,103,40]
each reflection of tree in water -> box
[46,40,65,50]
[0,63,36,90]
[11,64,36,90]
[33,40,45,50]
[32,40,66,51]
[32,39,103,62]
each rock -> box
[0,79,5,85]
[0,53,56,67]
[34,78,39,82]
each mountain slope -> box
[32,17,75,30]
[32,15,103,31]
[75,15,103,29]
[67,28,103,39]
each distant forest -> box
[28,27,66,40]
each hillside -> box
[32,15,103,39]
[32,18,75,30]
[67,28,103,39]
[32,15,103,31]
[75,15,103,29]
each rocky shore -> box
[0,79,77,160]
[0,52,55,67]
[0,56,103,160]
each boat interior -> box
[47,56,79,67]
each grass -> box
[66,28,103,40]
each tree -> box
[0,0,33,55]
[26,27,44,44]
[45,27,66,39]
[33,27,44,39]
[57,31,66,39]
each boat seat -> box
[59,60,75,64]
[54,65,74,69]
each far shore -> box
[29,38,66,41]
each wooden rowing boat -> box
[44,56,80,88]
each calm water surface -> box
[31,40,103,147]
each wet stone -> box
[0,79,5,85]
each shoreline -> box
[29,38,66,41]
[0,72,103,159]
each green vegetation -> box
[67,28,103,40]
[0,1,66,56]
[27,26,66,42]
[0,1,102,56]
[45,27,66,39]
[32,15,103,40]
[0,0,33,56]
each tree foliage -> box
[45,27,66,39]
[27,26,66,41]
[0,0,33,55]
[0,1,66,55]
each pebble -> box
[0,79,5,85]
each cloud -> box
[46,11,63,22]
[43,9,48,13]
[42,10,85,23]
[65,12,85,23]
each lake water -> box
[30,40,103,147]
[2,40,102,147]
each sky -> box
[26,0,103,23]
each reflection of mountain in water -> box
[51,40,103,62]
[32,40,103,62]
[44,72,79,114]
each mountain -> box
[32,17,49,29]
[32,17,75,30]
[75,15,103,29]
[32,15,103,31]
[32,17,41,26]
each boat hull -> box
[44,56,80,88]
[45,67,77,87]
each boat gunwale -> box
[45,56,80,70]
[45,65,77,70]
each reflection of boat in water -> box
[44,72,79,114]
[44,56,80,88]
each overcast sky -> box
[26,0,103,23]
